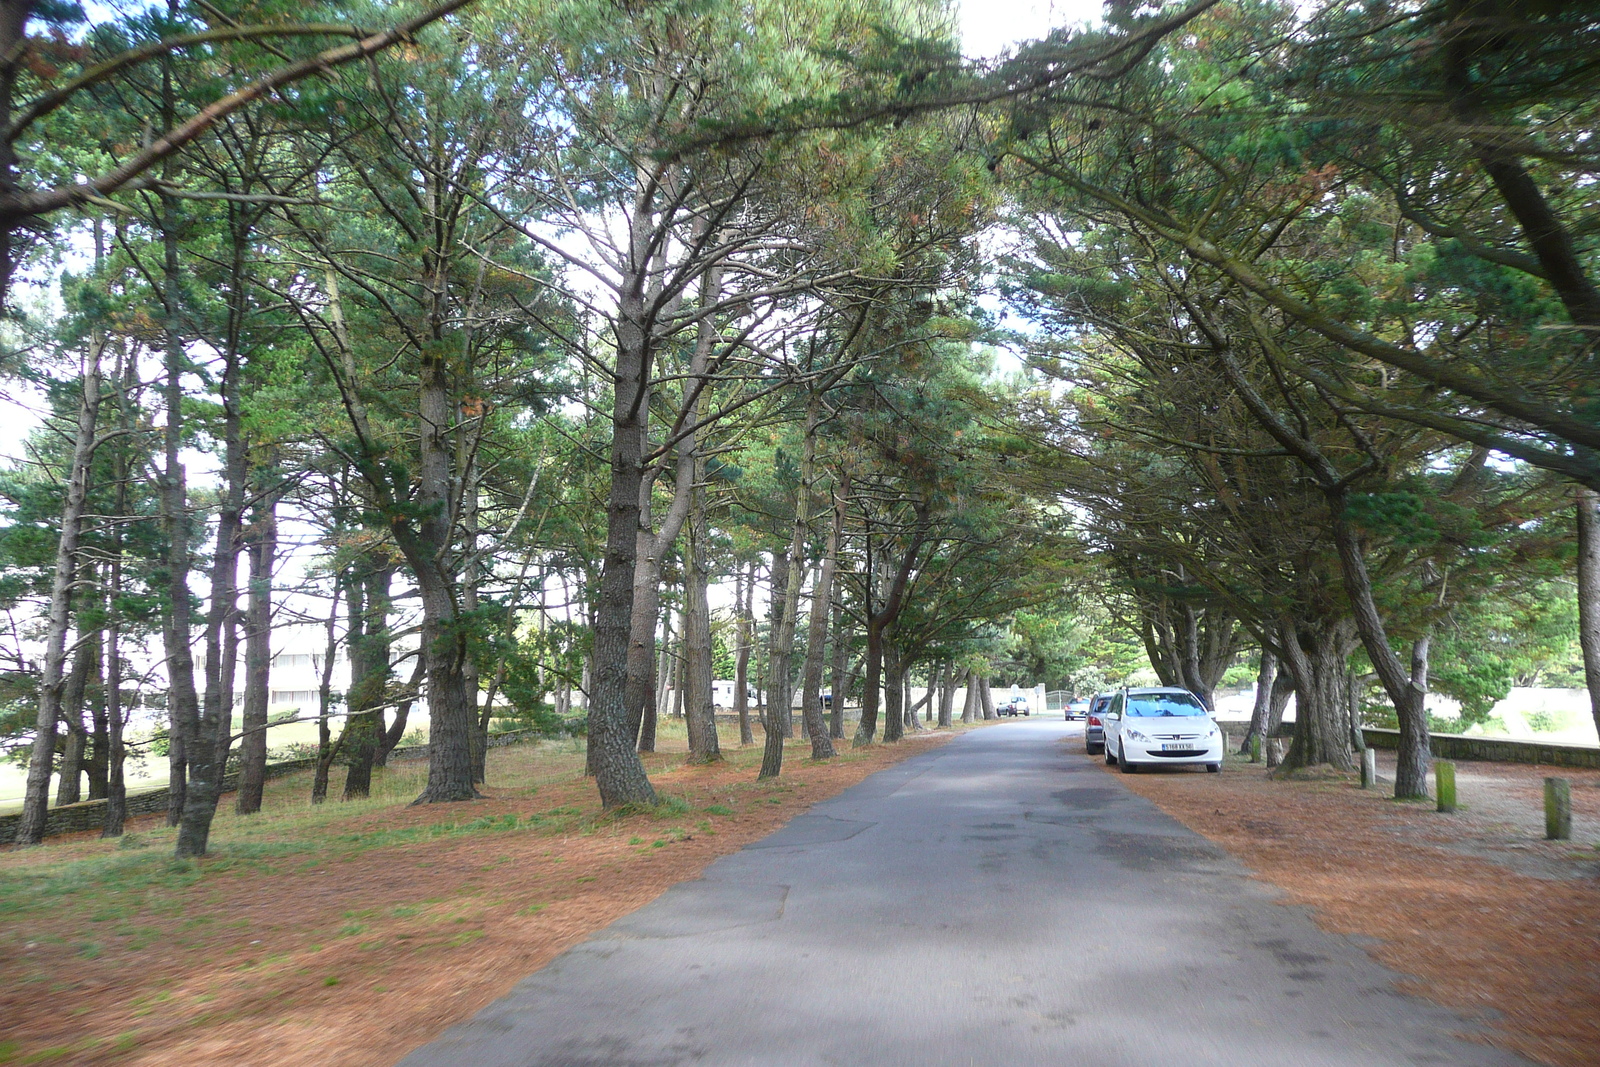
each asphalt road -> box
[400,720,1533,1067]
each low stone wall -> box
[1362,728,1600,770]
[0,728,549,846]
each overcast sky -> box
[959,0,1101,59]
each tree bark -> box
[759,551,791,778]
[236,487,276,815]
[15,337,102,846]
[882,642,904,743]
[1329,496,1431,798]
[177,292,247,856]
[1241,650,1277,754]
[960,669,978,723]
[1276,617,1357,772]
[343,564,393,800]
[979,675,997,720]
[937,662,955,728]
[1578,487,1600,743]
[829,591,849,739]
[54,640,93,806]
[683,477,720,763]
[852,509,930,746]
[734,562,754,745]
[801,482,841,759]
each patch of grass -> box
[323,976,340,987]
[702,805,733,816]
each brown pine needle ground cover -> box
[1094,745,1600,1067]
[0,721,966,1067]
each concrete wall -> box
[0,728,549,846]
[1362,728,1600,770]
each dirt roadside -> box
[1095,746,1600,1067]
[0,729,960,1067]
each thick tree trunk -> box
[1267,668,1293,737]
[85,628,109,801]
[979,676,996,720]
[236,490,276,815]
[1241,650,1277,754]
[1578,487,1600,742]
[1276,618,1357,772]
[344,565,393,800]
[586,254,660,808]
[310,587,342,805]
[882,643,905,743]
[15,340,102,846]
[960,669,978,723]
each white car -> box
[1102,686,1222,773]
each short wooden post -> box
[1545,777,1572,840]
[1361,748,1377,790]
[1250,734,1261,764]
[1435,761,1456,813]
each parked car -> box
[1064,698,1090,721]
[1101,686,1222,773]
[997,695,1030,717]
[1085,693,1113,754]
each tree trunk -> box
[1578,486,1600,743]
[54,640,93,806]
[979,675,996,720]
[310,585,342,805]
[960,669,978,723]
[1330,498,1431,798]
[937,663,955,728]
[1276,617,1357,772]
[683,481,720,763]
[15,338,102,846]
[85,626,108,801]
[177,305,247,856]
[1267,667,1293,737]
[802,486,842,758]
[344,564,393,800]
[586,245,660,808]
[882,643,905,743]
[734,562,754,745]
[830,592,849,739]
[1241,650,1277,754]
[376,655,425,767]
[236,488,276,815]
[758,555,789,779]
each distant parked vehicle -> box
[997,695,1030,717]
[1101,686,1222,773]
[1065,698,1090,721]
[1085,693,1113,754]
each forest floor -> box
[1098,744,1600,1067]
[0,719,966,1066]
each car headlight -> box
[1125,729,1149,742]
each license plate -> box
[1161,743,1197,752]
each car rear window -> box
[1125,692,1207,717]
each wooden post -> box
[1435,761,1456,813]
[1545,777,1572,840]
[1361,748,1377,790]
[1250,734,1261,764]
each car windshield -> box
[1125,692,1207,717]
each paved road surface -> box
[400,720,1531,1067]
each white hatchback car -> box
[1102,686,1223,773]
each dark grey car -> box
[1085,693,1113,754]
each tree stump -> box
[1545,777,1572,840]
[1360,748,1377,790]
[1435,761,1457,813]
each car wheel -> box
[1104,746,1116,765]
[1087,743,1102,755]
[1207,763,1221,773]
[1119,744,1138,773]
[1023,710,1029,716]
